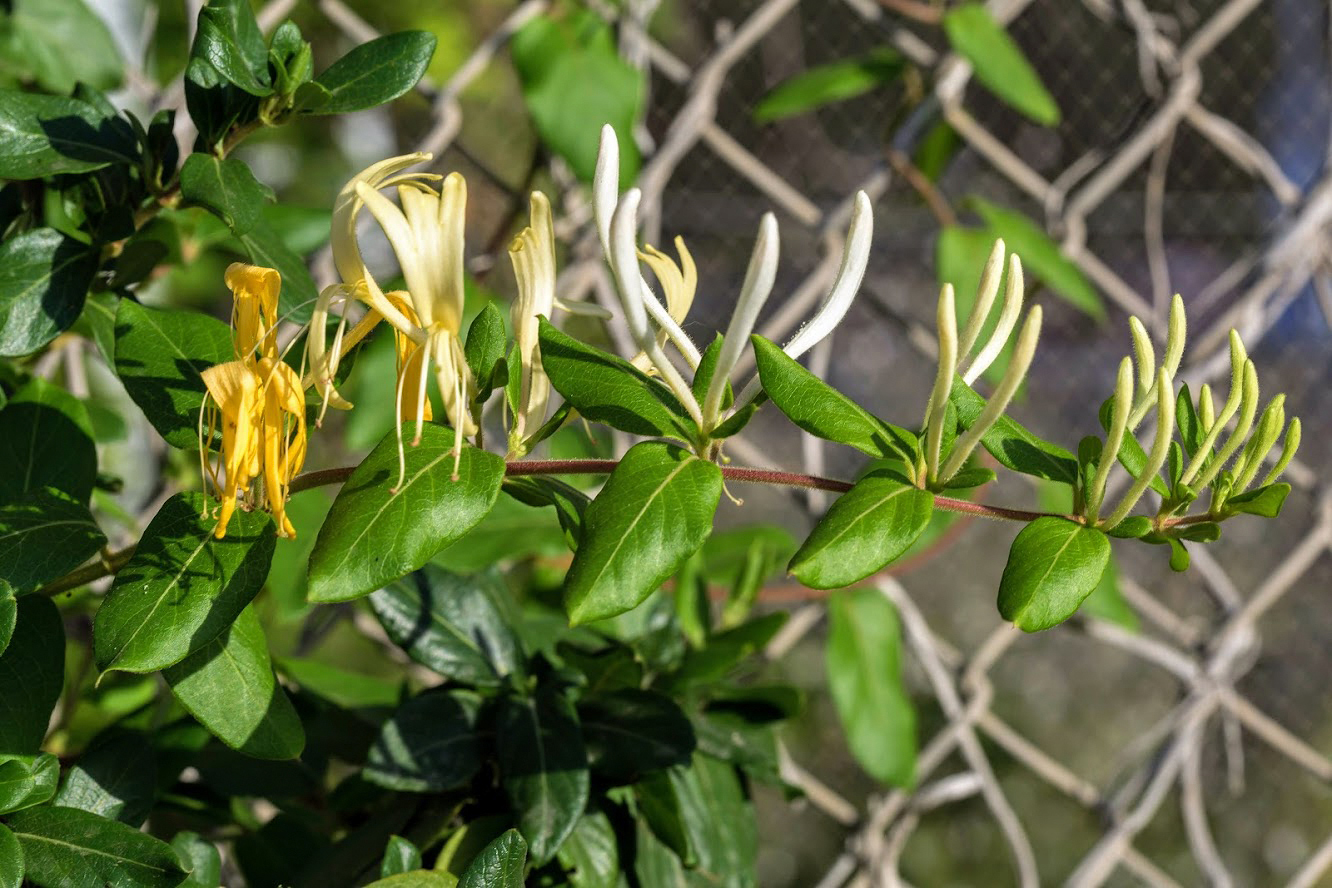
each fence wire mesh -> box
[102,0,1332,884]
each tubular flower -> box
[200,264,307,540]
[312,153,479,485]
[508,191,557,454]
[630,237,697,376]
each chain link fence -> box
[103,0,1332,884]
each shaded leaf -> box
[365,689,481,793]
[163,606,305,760]
[0,0,123,94]
[497,688,589,864]
[0,596,64,755]
[0,753,59,814]
[113,298,234,449]
[381,835,423,878]
[0,487,106,593]
[0,227,98,356]
[95,492,276,674]
[458,829,527,888]
[556,810,619,888]
[179,153,274,235]
[1078,553,1138,631]
[579,690,696,782]
[52,732,156,824]
[668,755,757,886]
[0,89,137,179]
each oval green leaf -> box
[7,806,187,888]
[754,47,904,122]
[113,298,234,450]
[538,319,695,441]
[998,516,1111,632]
[307,429,505,603]
[790,469,934,589]
[0,227,99,356]
[827,587,916,786]
[459,829,527,888]
[0,823,19,888]
[0,90,137,179]
[52,732,157,824]
[752,335,917,462]
[0,487,107,593]
[163,606,305,760]
[0,596,64,755]
[0,377,96,507]
[564,441,722,625]
[0,753,60,814]
[303,31,437,115]
[95,492,277,675]
[179,153,274,236]
[370,566,525,686]
[579,690,696,783]
[365,689,481,793]
[497,688,589,865]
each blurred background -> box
[79,0,1332,884]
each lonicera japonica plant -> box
[0,1,1301,885]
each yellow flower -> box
[508,191,557,453]
[200,264,307,539]
[310,153,478,485]
[631,237,696,376]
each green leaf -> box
[0,377,96,507]
[942,466,996,490]
[0,227,98,356]
[0,753,59,814]
[998,516,1111,631]
[365,689,481,793]
[950,377,1078,484]
[366,873,457,888]
[0,583,13,658]
[178,153,274,236]
[565,441,722,625]
[0,0,123,94]
[0,90,137,179]
[0,487,106,593]
[307,430,505,602]
[1078,554,1138,631]
[790,469,934,589]
[497,687,589,865]
[937,225,1015,385]
[7,806,187,888]
[538,319,694,440]
[233,215,319,324]
[431,486,572,571]
[942,4,1060,125]
[52,732,156,824]
[672,613,787,689]
[753,335,916,461]
[163,606,305,760]
[275,656,401,709]
[510,11,643,183]
[301,31,436,115]
[458,829,527,888]
[969,198,1103,320]
[1224,483,1290,518]
[668,754,758,884]
[95,492,277,675]
[113,298,234,449]
[1175,384,1203,456]
[827,588,916,786]
[754,47,904,122]
[464,302,507,396]
[634,773,695,866]
[191,0,271,96]
[370,566,525,687]
[171,832,221,888]
[556,809,619,888]
[381,836,423,878]
[0,823,19,888]
[0,596,63,755]
[579,690,696,783]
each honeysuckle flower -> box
[509,191,557,453]
[200,264,307,539]
[309,153,481,485]
[630,236,697,376]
